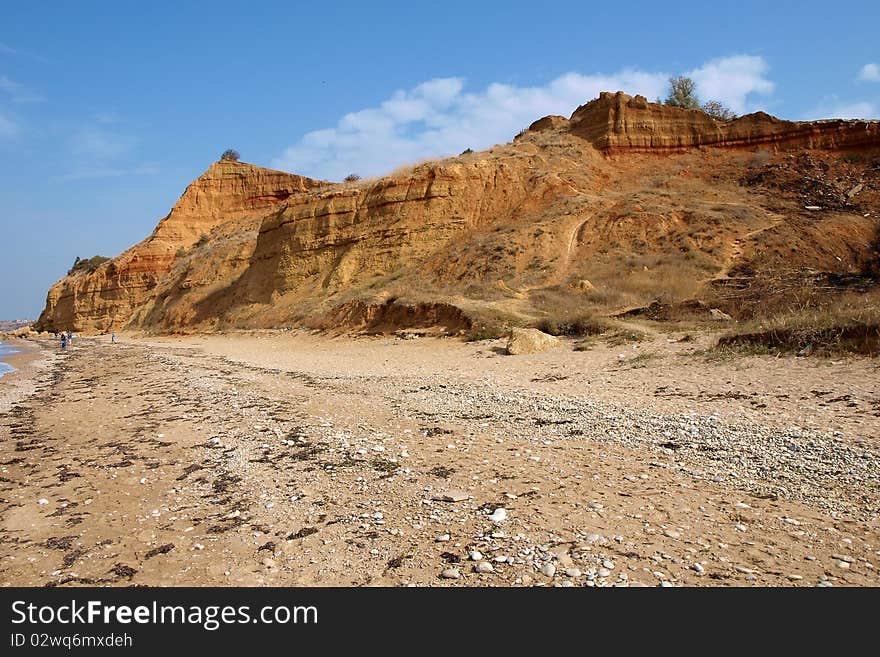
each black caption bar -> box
[0,586,871,652]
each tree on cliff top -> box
[664,76,700,110]
[663,76,737,121]
[220,149,240,162]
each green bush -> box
[68,255,109,276]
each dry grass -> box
[716,298,880,356]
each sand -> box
[0,331,877,587]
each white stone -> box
[488,508,507,523]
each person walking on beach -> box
[60,333,67,349]
[111,333,116,343]
[67,330,73,342]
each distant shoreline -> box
[0,338,53,415]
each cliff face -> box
[36,93,880,334]
[561,91,880,152]
[37,161,324,332]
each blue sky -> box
[1,1,878,319]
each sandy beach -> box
[0,331,877,587]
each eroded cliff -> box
[38,160,325,332]
[36,93,880,334]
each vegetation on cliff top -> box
[663,76,737,121]
[68,255,109,276]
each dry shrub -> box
[534,313,608,337]
[716,299,880,356]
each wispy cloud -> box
[273,55,774,181]
[60,122,158,180]
[0,112,19,138]
[68,127,138,160]
[58,163,160,181]
[0,42,16,55]
[0,75,46,103]
[858,63,880,82]
[803,96,878,120]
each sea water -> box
[0,340,17,377]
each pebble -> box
[602,559,615,570]
[735,566,756,574]
[474,562,494,574]
[37,498,49,505]
[441,568,461,579]
[692,563,705,574]
[435,534,450,542]
[734,524,747,532]
[540,563,556,577]
[565,568,582,577]
[837,561,850,570]
[597,568,612,578]
[265,502,275,509]
[469,550,484,561]
[488,508,507,523]
[663,529,681,540]
[432,491,469,502]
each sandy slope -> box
[0,332,877,587]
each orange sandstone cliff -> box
[38,160,324,332]
[37,93,880,334]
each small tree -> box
[701,100,737,121]
[221,149,240,162]
[344,173,361,183]
[664,76,737,121]
[664,76,700,109]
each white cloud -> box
[804,97,878,120]
[0,112,18,137]
[273,55,774,181]
[0,75,45,103]
[688,55,774,114]
[858,63,880,82]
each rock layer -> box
[38,161,324,332]
[564,91,880,152]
